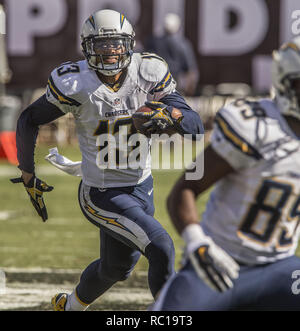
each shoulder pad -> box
[138,52,169,83]
[214,99,270,160]
[217,98,269,137]
[212,98,297,168]
[47,61,87,107]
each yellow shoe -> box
[51,293,68,311]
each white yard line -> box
[0,165,66,177]
[0,283,152,310]
[0,164,181,178]
[0,268,151,310]
[0,211,16,220]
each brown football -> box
[132,105,179,137]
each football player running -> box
[153,38,300,311]
[12,9,203,311]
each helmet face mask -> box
[281,75,300,117]
[82,35,134,76]
[272,38,300,120]
[81,10,135,76]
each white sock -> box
[65,289,90,311]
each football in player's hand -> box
[132,105,179,137]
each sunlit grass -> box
[0,144,209,271]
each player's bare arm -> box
[167,144,234,234]
[166,145,240,292]
[21,170,33,184]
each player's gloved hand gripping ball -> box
[132,101,183,136]
[10,175,54,222]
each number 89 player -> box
[153,38,300,311]
[13,9,203,310]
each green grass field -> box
[0,144,210,272]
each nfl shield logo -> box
[114,98,121,106]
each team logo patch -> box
[88,15,96,30]
[120,14,125,28]
[114,98,121,106]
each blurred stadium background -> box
[0,0,299,310]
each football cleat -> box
[51,293,68,311]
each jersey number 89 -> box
[238,179,300,249]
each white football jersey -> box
[46,53,176,188]
[201,98,300,265]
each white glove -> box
[45,147,82,177]
[182,224,240,293]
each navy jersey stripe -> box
[215,112,262,160]
[48,75,81,107]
